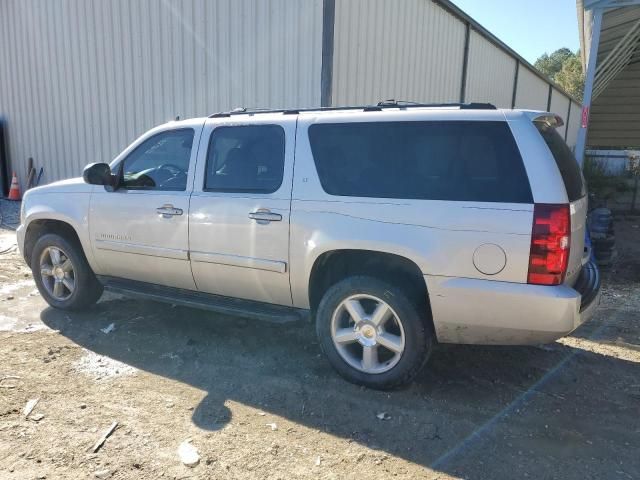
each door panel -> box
[189,116,295,306]
[90,189,195,289]
[89,123,203,290]
[189,194,291,305]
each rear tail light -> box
[527,204,570,286]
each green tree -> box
[555,55,584,101]
[534,47,574,78]
[534,48,584,101]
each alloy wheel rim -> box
[330,294,406,374]
[39,246,75,301]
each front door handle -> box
[156,204,183,218]
[248,210,282,224]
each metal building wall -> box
[465,30,516,108]
[0,0,585,186]
[589,61,640,148]
[549,88,570,139]
[0,0,323,188]
[329,0,581,148]
[566,102,583,149]
[514,66,550,110]
[331,0,466,105]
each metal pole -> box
[320,0,336,108]
[511,60,519,108]
[575,8,603,167]
[459,22,471,103]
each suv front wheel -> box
[31,233,103,310]
[316,276,432,389]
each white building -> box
[0,0,582,192]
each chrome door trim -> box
[190,251,287,274]
[94,239,189,260]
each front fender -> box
[20,192,98,273]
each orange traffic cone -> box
[7,172,21,201]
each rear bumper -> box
[426,261,601,345]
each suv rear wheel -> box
[31,233,103,310]
[316,276,432,389]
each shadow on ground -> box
[40,294,640,479]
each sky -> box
[449,0,580,64]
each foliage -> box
[534,48,574,77]
[554,55,584,101]
[534,48,584,101]
[583,156,631,201]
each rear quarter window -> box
[308,121,533,203]
[534,122,586,202]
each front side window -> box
[308,121,533,203]
[204,125,285,193]
[121,129,194,191]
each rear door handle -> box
[156,204,183,218]
[248,210,282,223]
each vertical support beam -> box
[564,101,572,142]
[511,60,520,108]
[575,8,604,166]
[320,0,336,107]
[546,85,553,112]
[0,119,9,196]
[459,22,471,103]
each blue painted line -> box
[430,311,615,470]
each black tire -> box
[31,233,103,310]
[316,276,432,390]
[592,235,615,249]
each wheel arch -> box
[307,249,433,331]
[24,218,84,266]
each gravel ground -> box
[0,198,20,230]
[0,214,639,480]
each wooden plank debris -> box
[89,421,118,453]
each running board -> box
[98,276,307,324]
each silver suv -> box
[17,102,601,389]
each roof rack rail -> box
[377,99,497,110]
[207,101,496,118]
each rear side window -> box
[534,122,586,201]
[205,125,285,193]
[308,121,533,203]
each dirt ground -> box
[1,202,639,479]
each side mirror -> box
[83,163,113,186]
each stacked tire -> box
[588,208,617,266]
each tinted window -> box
[308,121,533,203]
[121,129,193,191]
[205,125,285,193]
[535,122,586,202]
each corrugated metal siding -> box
[331,0,465,106]
[589,61,640,148]
[566,102,582,149]
[514,66,549,110]
[465,30,516,108]
[549,88,570,139]
[0,0,583,185]
[0,0,323,187]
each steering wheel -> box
[154,163,187,189]
[157,163,185,176]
